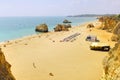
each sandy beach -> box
[0,21,115,80]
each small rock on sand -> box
[49,73,54,76]
[3,45,6,47]
[24,43,28,45]
[52,40,55,42]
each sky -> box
[0,0,120,16]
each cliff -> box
[0,48,15,80]
[111,22,120,41]
[99,14,120,80]
[101,40,120,80]
[101,22,120,80]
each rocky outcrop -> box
[113,22,120,34]
[35,24,48,32]
[63,19,71,23]
[54,24,71,32]
[0,48,15,80]
[98,16,118,31]
[101,40,120,80]
[87,23,94,28]
[101,23,120,80]
[64,24,72,28]
[111,34,119,42]
[99,15,120,80]
[111,22,120,41]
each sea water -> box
[0,16,96,42]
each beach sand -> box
[1,21,115,80]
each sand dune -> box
[1,21,115,80]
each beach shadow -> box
[90,49,110,53]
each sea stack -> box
[54,24,69,32]
[64,24,72,28]
[63,19,72,23]
[35,23,48,32]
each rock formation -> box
[111,22,120,41]
[54,24,70,32]
[35,24,48,32]
[113,22,120,34]
[64,24,72,28]
[101,22,120,79]
[97,15,120,80]
[101,40,120,80]
[98,16,118,31]
[111,34,119,42]
[87,23,94,28]
[0,48,15,80]
[63,19,71,23]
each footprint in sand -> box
[33,62,36,68]
[24,43,28,45]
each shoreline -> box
[0,20,97,46]
[0,16,96,43]
[1,20,116,80]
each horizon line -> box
[0,13,119,17]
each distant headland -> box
[67,14,118,17]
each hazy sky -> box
[0,0,120,16]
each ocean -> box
[0,16,96,42]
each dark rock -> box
[35,24,48,32]
[87,23,94,28]
[64,24,72,28]
[63,19,71,23]
[54,24,69,32]
[49,73,54,76]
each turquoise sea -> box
[0,16,96,42]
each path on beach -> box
[2,22,112,80]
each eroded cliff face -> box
[111,22,120,41]
[101,22,120,80]
[102,41,120,80]
[0,48,15,80]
